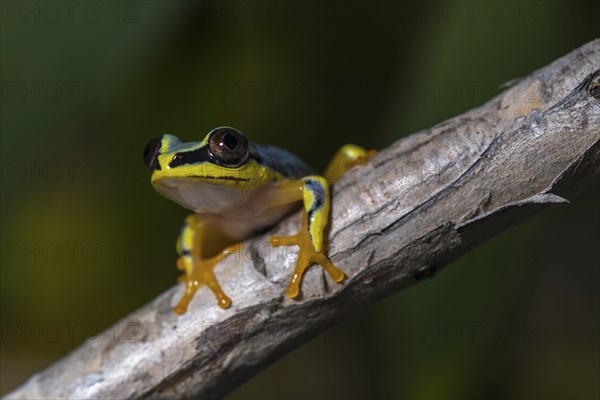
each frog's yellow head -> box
[144,127,282,212]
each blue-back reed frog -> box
[144,127,373,314]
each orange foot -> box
[173,246,238,314]
[270,212,344,298]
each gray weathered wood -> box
[7,39,600,400]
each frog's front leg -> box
[269,177,345,298]
[174,214,238,314]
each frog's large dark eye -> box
[143,136,162,171]
[207,127,249,167]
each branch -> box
[7,40,600,400]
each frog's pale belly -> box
[154,178,255,213]
[154,178,299,240]
[203,202,298,240]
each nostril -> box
[143,137,162,171]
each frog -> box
[143,127,374,314]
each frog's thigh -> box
[174,214,237,313]
[176,215,196,276]
[176,215,220,274]
[323,144,376,184]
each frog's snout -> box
[144,136,162,172]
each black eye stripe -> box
[168,146,212,168]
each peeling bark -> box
[7,40,600,400]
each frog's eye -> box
[208,127,249,167]
[143,136,162,171]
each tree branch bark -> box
[7,40,600,400]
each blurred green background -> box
[1,1,598,398]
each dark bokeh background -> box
[1,1,598,398]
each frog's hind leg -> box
[174,215,239,314]
[269,176,344,298]
[323,144,377,184]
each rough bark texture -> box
[7,40,600,400]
